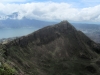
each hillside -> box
[0,21,100,75]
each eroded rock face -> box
[1,21,100,75]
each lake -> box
[0,27,38,39]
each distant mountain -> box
[0,17,56,29]
[0,12,19,20]
[0,21,100,75]
[72,23,100,43]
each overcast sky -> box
[0,0,100,23]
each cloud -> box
[0,2,100,22]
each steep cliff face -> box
[1,21,100,75]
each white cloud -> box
[0,2,100,22]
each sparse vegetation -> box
[0,63,16,75]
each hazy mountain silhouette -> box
[0,17,56,29]
[0,21,100,75]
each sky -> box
[0,0,100,23]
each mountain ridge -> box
[0,21,100,75]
